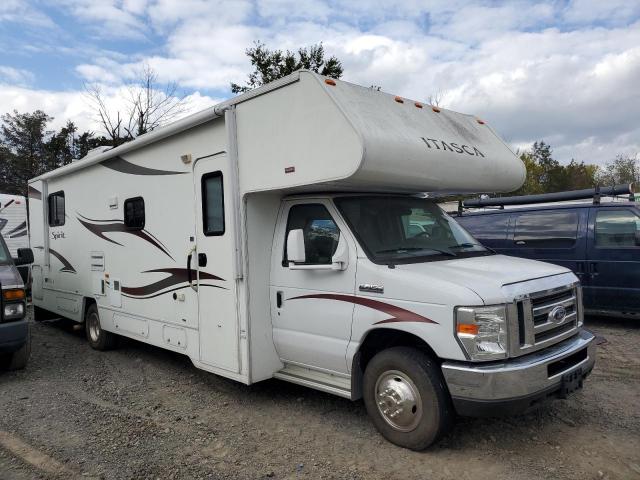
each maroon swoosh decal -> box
[77,214,174,260]
[121,268,225,298]
[102,156,187,176]
[49,248,77,274]
[288,294,437,325]
[28,186,41,200]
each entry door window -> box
[283,204,340,265]
[595,210,640,247]
[202,172,224,236]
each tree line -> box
[0,42,637,198]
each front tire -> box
[85,304,118,350]
[1,325,31,371]
[363,346,453,450]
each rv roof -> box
[31,71,525,195]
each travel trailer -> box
[0,194,30,284]
[28,71,595,450]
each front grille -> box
[510,284,581,357]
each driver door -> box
[270,200,356,374]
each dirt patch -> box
[0,313,638,480]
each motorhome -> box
[28,71,595,450]
[0,194,30,285]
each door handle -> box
[198,253,207,267]
[276,291,283,308]
[186,245,197,291]
[515,240,526,245]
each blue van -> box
[456,200,640,318]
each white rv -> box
[28,71,595,450]
[0,194,30,284]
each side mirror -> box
[13,248,34,266]
[286,229,306,265]
[330,235,349,270]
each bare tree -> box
[85,64,188,147]
[427,90,447,108]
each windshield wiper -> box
[447,243,496,253]
[376,247,457,257]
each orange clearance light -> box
[394,96,404,104]
[476,118,486,124]
[431,106,441,113]
[457,324,479,335]
[324,79,336,86]
[414,102,423,108]
[3,289,25,301]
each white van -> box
[28,71,595,450]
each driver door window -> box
[283,204,340,265]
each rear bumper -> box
[441,329,596,416]
[0,319,29,354]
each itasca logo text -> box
[421,137,485,157]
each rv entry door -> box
[193,155,239,373]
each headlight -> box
[3,302,25,320]
[455,305,508,361]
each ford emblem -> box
[548,305,567,324]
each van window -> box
[124,197,145,230]
[514,211,578,248]
[283,204,340,266]
[595,209,640,247]
[48,191,65,226]
[202,172,224,236]
[457,214,508,240]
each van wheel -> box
[1,326,31,371]
[85,304,117,350]
[363,346,453,450]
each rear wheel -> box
[85,304,117,350]
[363,346,453,450]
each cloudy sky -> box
[1,0,639,165]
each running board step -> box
[274,364,351,399]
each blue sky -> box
[1,0,639,165]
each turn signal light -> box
[3,289,25,301]
[457,324,479,335]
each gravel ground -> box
[0,312,638,480]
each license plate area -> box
[559,368,583,398]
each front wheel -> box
[0,326,31,371]
[85,304,118,350]
[363,346,453,450]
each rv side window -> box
[124,197,145,230]
[283,204,340,266]
[48,191,65,226]
[595,209,640,247]
[513,211,578,248]
[202,172,224,236]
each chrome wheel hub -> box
[374,370,422,432]
[88,313,100,343]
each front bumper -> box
[441,329,595,416]
[0,318,29,354]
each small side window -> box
[124,197,145,230]
[202,172,224,236]
[514,211,578,248]
[595,209,640,247]
[48,191,65,226]
[283,204,340,266]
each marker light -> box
[432,106,441,112]
[414,102,423,108]
[324,79,336,86]
[3,289,25,301]
[394,96,404,103]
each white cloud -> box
[3,0,640,166]
[0,66,35,86]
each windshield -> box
[0,234,10,264]
[335,196,492,264]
